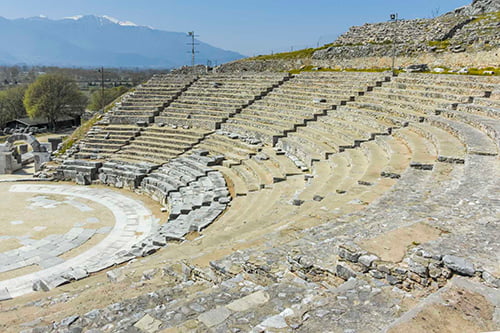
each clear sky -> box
[0,0,471,56]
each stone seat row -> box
[74,125,142,160]
[140,151,223,205]
[113,126,211,165]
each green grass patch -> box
[427,66,499,76]
[245,40,395,62]
[56,86,133,155]
[471,11,500,23]
[57,114,100,156]
[427,40,451,49]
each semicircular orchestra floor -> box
[0,183,158,299]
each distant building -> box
[5,116,80,130]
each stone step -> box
[221,121,281,145]
[455,103,500,119]
[384,81,489,97]
[438,109,500,146]
[230,163,260,192]
[348,99,427,123]
[376,135,411,178]
[276,136,324,166]
[427,116,498,156]
[410,123,466,163]
[260,147,302,177]
[374,86,472,104]
[214,165,249,196]
[243,159,273,188]
[393,128,437,166]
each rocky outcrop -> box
[452,0,500,15]
[313,10,499,61]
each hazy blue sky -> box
[0,0,471,56]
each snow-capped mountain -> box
[0,15,244,68]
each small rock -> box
[358,254,379,267]
[442,255,475,276]
[142,268,159,280]
[60,315,79,327]
[336,264,356,280]
[313,195,324,202]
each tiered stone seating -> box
[140,150,223,204]
[98,160,157,189]
[222,72,388,145]
[74,125,142,160]
[113,125,211,165]
[159,171,230,240]
[347,73,497,124]
[109,74,197,124]
[193,131,263,167]
[28,72,500,333]
[155,73,288,129]
[214,147,302,197]
[134,151,230,242]
[56,160,103,185]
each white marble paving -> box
[0,184,157,299]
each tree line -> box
[0,73,131,130]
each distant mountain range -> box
[0,15,244,68]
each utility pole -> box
[187,31,199,71]
[97,67,105,111]
[390,13,398,75]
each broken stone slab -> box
[106,268,126,283]
[134,314,162,333]
[338,242,366,263]
[32,279,50,292]
[142,268,159,281]
[197,306,232,328]
[0,287,12,301]
[405,64,429,72]
[336,263,357,280]
[226,290,270,312]
[60,315,79,327]
[136,121,148,127]
[255,153,269,161]
[75,173,91,186]
[442,255,475,276]
[256,308,294,330]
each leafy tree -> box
[24,74,87,130]
[88,86,129,111]
[0,85,27,127]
